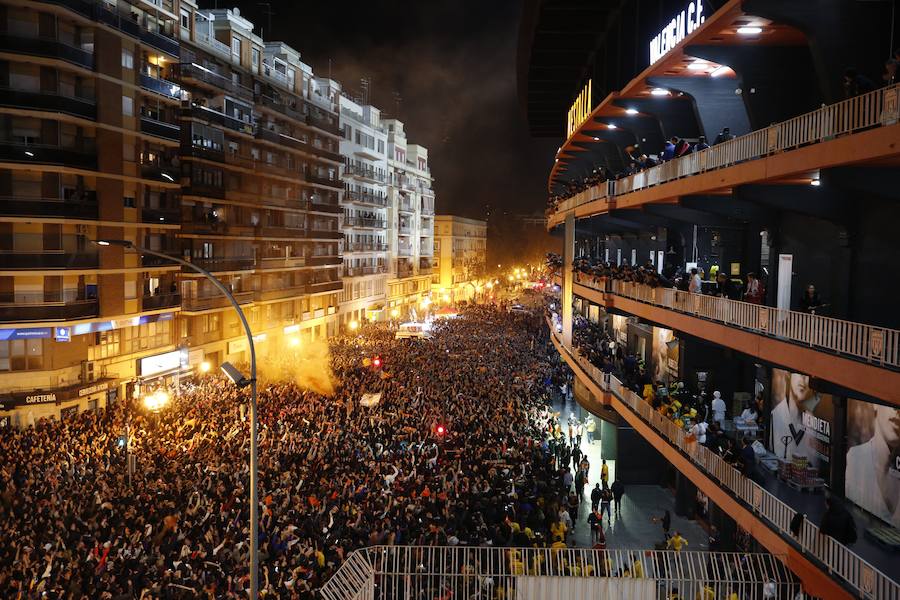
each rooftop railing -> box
[549,324,900,600]
[320,546,798,600]
[552,83,900,216]
[578,275,900,370]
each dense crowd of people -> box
[0,305,604,599]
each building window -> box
[252,47,260,70]
[0,339,42,371]
[180,10,190,30]
[122,95,133,116]
[121,48,133,69]
[123,196,135,207]
[232,37,242,57]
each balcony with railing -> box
[254,285,308,302]
[307,110,341,136]
[308,280,343,294]
[140,115,181,141]
[345,242,388,253]
[0,250,98,270]
[397,198,415,213]
[141,206,182,224]
[343,188,388,207]
[306,172,344,189]
[140,293,181,311]
[320,546,799,600]
[308,228,343,240]
[344,216,386,229]
[0,87,96,120]
[548,324,900,600]
[397,244,413,257]
[175,63,253,100]
[308,200,343,215]
[184,103,255,136]
[344,265,386,277]
[398,223,412,235]
[307,255,343,266]
[139,73,182,100]
[572,275,900,401]
[549,83,900,227]
[344,162,386,183]
[0,194,98,219]
[0,140,97,169]
[0,31,93,69]
[188,257,255,272]
[417,258,433,275]
[0,295,98,322]
[182,290,253,312]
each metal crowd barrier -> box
[574,276,899,369]
[320,546,799,600]
[550,83,899,206]
[551,330,899,600]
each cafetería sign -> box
[566,79,592,138]
[649,1,706,66]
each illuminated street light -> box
[390,308,400,318]
[442,294,451,303]
[288,336,301,347]
[93,238,261,599]
[199,360,211,373]
[348,320,359,331]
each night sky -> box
[212,0,559,221]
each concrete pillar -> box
[562,211,575,348]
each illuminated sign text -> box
[649,1,705,66]
[566,79,592,138]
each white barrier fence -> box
[574,275,900,369]
[551,330,899,600]
[320,546,798,600]
[550,83,899,208]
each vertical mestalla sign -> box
[649,1,706,66]
[566,79,592,138]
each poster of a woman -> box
[769,370,832,477]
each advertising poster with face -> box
[769,369,833,479]
[846,400,900,527]
[611,315,628,346]
[651,327,678,384]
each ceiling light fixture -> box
[625,108,639,115]
[687,61,708,71]
[810,179,821,186]
[650,88,669,96]
[607,123,617,129]
[709,65,730,78]
[737,26,762,35]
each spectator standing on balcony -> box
[799,284,826,314]
[692,136,710,152]
[843,68,875,98]
[689,268,703,294]
[674,138,691,157]
[883,58,899,86]
[662,137,677,161]
[744,272,765,304]
[820,495,857,545]
[713,127,734,145]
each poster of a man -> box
[651,327,678,384]
[769,370,832,476]
[846,400,900,527]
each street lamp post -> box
[95,239,260,599]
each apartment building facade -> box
[432,215,487,303]
[0,0,433,425]
[384,119,434,317]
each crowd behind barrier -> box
[547,315,900,600]
[547,81,900,217]
[0,305,671,599]
[567,257,900,368]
